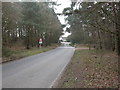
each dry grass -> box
[2,46,56,63]
[57,49,119,88]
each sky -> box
[18,0,72,37]
[54,0,72,37]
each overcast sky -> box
[54,0,71,37]
[54,0,71,24]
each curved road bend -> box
[2,46,75,88]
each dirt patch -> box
[56,49,119,88]
[75,45,94,50]
[75,47,89,50]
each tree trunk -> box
[26,26,30,49]
[115,2,120,56]
[97,30,102,50]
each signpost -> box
[39,38,42,48]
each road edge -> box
[49,48,75,88]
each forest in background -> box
[2,2,120,60]
[1,1,120,88]
[2,2,63,57]
[64,2,120,56]
[55,2,120,88]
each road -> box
[2,46,75,88]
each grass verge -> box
[57,49,119,88]
[2,46,56,63]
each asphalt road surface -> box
[2,46,75,88]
